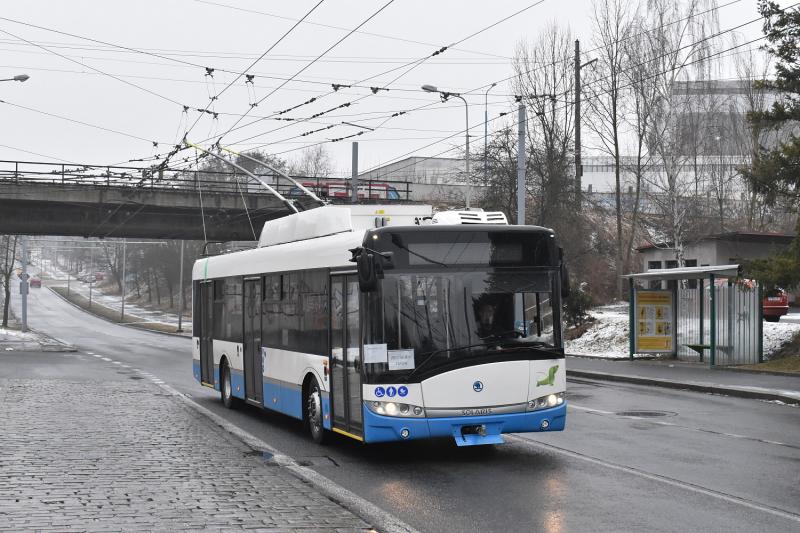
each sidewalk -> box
[0,351,371,532]
[566,355,800,404]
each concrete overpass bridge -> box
[0,160,411,240]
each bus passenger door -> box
[330,274,363,439]
[199,281,214,386]
[243,278,263,404]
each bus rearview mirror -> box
[357,253,378,292]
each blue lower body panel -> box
[362,403,567,445]
[230,369,245,399]
[261,381,303,420]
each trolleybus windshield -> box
[363,269,563,383]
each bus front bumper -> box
[362,403,566,445]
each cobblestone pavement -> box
[0,364,371,532]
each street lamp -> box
[3,73,31,330]
[422,84,472,208]
[0,74,30,83]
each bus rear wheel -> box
[220,360,239,409]
[305,378,327,444]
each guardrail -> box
[0,160,413,201]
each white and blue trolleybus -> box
[192,205,568,446]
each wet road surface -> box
[9,285,800,532]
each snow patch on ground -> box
[0,327,72,352]
[763,321,800,356]
[565,304,800,359]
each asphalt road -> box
[9,284,800,533]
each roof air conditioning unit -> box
[431,209,509,225]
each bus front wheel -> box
[220,360,239,409]
[305,378,327,444]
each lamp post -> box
[484,83,497,185]
[0,74,29,83]
[422,84,471,208]
[2,74,30,330]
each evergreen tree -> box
[742,1,800,289]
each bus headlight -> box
[366,401,425,418]
[527,392,565,411]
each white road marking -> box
[569,402,794,448]
[509,435,800,524]
[101,357,112,362]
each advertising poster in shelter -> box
[635,290,674,353]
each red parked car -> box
[29,277,42,288]
[763,289,789,322]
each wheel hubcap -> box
[308,389,322,432]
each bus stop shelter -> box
[623,264,763,367]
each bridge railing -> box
[0,160,413,201]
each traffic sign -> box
[19,272,29,281]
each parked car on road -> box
[29,277,41,288]
[763,289,789,322]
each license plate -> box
[767,297,782,302]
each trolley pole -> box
[177,239,185,333]
[120,239,126,322]
[516,101,526,225]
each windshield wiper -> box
[405,342,488,381]
[390,234,448,267]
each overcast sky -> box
[0,0,784,178]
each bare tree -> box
[640,0,719,266]
[513,22,576,228]
[585,0,634,297]
[1,235,19,327]
[731,36,775,230]
[291,145,334,178]
[621,11,661,273]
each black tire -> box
[305,378,327,444]
[764,316,779,323]
[220,360,239,409]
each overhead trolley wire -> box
[193,0,514,61]
[201,1,548,157]
[226,0,772,161]
[178,0,327,146]
[0,27,185,108]
[207,0,397,151]
[0,99,167,145]
[358,31,775,181]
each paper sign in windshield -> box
[388,349,415,370]
[364,343,388,364]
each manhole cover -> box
[615,410,676,418]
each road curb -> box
[566,369,800,405]
[46,286,190,339]
[154,381,419,533]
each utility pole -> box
[517,102,526,225]
[484,83,497,185]
[88,245,94,309]
[177,240,184,332]
[120,239,126,322]
[574,39,582,206]
[351,142,358,203]
[20,237,28,332]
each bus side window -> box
[263,275,282,347]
